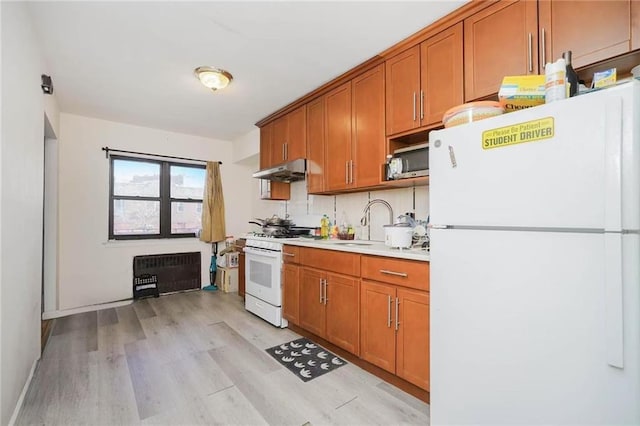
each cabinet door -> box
[299,268,326,337]
[352,64,385,188]
[421,23,464,126]
[324,82,352,191]
[306,97,325,194]
[271,115,288,165]
[464,0,539,101]
[385,46,420,135]
[259,123,272,169]
[282,263,300,326]
[539,0,633,69]
[238,252,245,298]
[634,0,640,50]
[396,288,430,391]
[287,106,306,161]
[325,273,360,355]
[259,179,290,201]
[360,280,396,373]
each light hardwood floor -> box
[17,291,430,425]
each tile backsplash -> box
[252,180,429,241]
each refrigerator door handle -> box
[604,232,624,368]
[604,97,623,232]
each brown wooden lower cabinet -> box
[282,263,300,326]
[325,272,360,355]
[299,268,326,336]
[238,251,245,298]
[235,239,246,299]
[298,267,360,355]
[361,279,430,391]
[396,287,430,391]
[360,280,397,373]
[283,245,429,392]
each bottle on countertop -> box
[320,215,329,239]
[563,51,579,97]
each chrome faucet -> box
[360,199,394,227]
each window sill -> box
[102,238,208,248]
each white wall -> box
[43,138,58,313]
[56,114,254,311]
[0,2,57,424]
[232,127,260,164]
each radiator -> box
[133,252,201,294]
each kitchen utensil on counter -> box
[252,214,294,228]
[383,223,414,249]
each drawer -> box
[300,247,360,277]
[361,255,429,291]
[283,245,300,264]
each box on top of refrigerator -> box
[498,75,546,112]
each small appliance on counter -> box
[383,222,413,249]
[385,143,429,181]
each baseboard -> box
[8,358,38,426]
[42,298,133,320]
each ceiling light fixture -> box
[194,66,233,92]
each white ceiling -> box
[28,1,468,142]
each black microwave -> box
[386,143,429,180]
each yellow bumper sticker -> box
[482,117,554,150]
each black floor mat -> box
[266,337,347,382]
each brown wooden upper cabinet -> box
[323,64,386,192]
[259,120,290,201]
[270,105,307,166]
[465,0,640,101]
[259,122,272,169]
[464,0,539,101]
[306,96,326,194]
[538,0,640,69]
[386,24,464,135]
[324,81,353,192]
[351,64,386,188]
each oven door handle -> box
[243,247,281,259]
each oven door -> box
[244,246,282,307]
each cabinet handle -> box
[395,297,400,331]
[387,295,392,328]
[380,269,408,277]
[319,278,324,304]
[540,27,546,67]
[412,92,417,121]
[282,143,285,161]
[285,142,288,160]
[283,252,295,257]
[323,279,328,305]
[349,160,353,184]
[345,161,349,184]
[528,32,533,73]
[420,90,424,121]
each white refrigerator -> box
[429,81,640,425]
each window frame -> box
[108,155,206,240]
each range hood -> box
[252,158,306,183]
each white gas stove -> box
[243,235,289,327]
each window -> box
[109,156,206,239]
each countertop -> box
[280,238,430,262]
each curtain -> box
[200,161,226,243]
